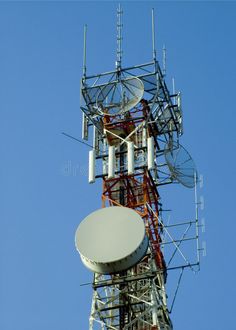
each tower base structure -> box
[90,262,172,330]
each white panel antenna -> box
[127,141,134,174]
[82,112,89,140]
[108,145,115,178]
[88,150,95,184]
[142,126,147,147]
[147,136,155,170]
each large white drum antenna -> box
[75,206,148,274]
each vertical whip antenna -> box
[172,77,177,106]
[172,77,175,95]
[116,4,123,71]
[163,44,166,75]
[83,24,87,78]
[152,8,157,61]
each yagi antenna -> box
[116,3,123,71]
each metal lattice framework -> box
[76,7,201,329]
[78,57,201,329]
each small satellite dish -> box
[75,206,148,274]
[96,77,144,116]
[164,141,197,188]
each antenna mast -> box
[163,44,166,75]
[152,8,157,61]
[83,24,87,78]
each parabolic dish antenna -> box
[75,206,148,274]
[164,141,197,188]
[96,77,144,116]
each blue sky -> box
[1,1,236,329]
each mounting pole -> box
[83,24,87,78]
[152,8,157,61]
[116,4,123,71]
[194,172,201,269]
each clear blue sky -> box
[1,1,236,329]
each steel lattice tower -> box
[73,6,201,330]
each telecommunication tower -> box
[74,6,202,330]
